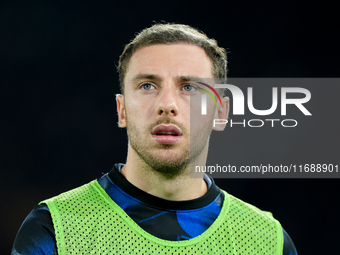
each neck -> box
[121,144,209,201]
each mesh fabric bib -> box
[41,180,283,255]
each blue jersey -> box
[12,164,298,254]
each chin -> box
[141,151,190,175]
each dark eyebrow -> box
[177,76,204,83]
[130,73,161,83]
[130,74,206,84]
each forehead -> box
[125,44,214,84]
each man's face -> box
[117,44,217,174]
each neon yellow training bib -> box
[41,180,283,254]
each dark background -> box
[1,0,339,254]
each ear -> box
[212,97,229,131]
[116,94,126,128]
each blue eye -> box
[182,84,196,92]
[140,83,154,90]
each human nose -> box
[156,84,179,116]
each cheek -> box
[125,95,155,121]
[189,97,215,128]
[190,113,214,137]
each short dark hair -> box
[118,23,227,94]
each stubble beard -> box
[125,113,211,176]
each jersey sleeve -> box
[282,227,298,255]
[12,204,58,255]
